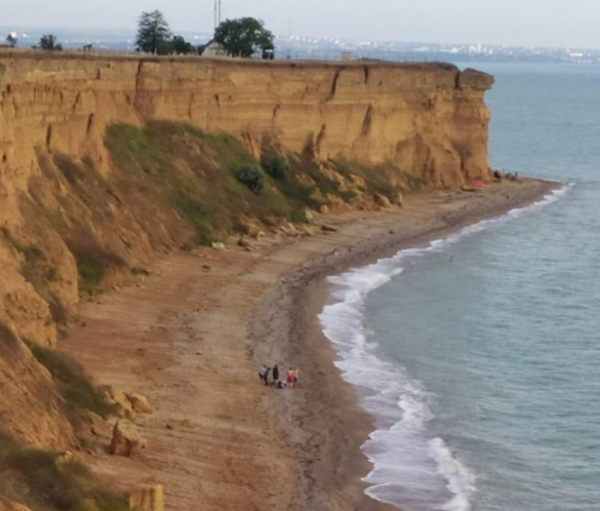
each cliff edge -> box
[0,53,493,187]
[0,53,493,467]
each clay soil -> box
[63,179,559,511]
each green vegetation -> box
[0,330,123,509]
[0,429,129,511]
[136,10,172,54]
[34,34,63,51]
[214,17,275,58]
[131,266,150,276]
[104,122,291,241]
[135,10,196,55]
[100,121,410,246]
[5,122,409,299]
[261,154,290,180]
[291,155,341,197]
[6,33,17,47]
[235,164,266,194]
[171,35,196,54]
[75,249,123,296]
[1,227,58,294]
[24,340,118,420]
[328,157,426,194]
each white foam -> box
[318,183,569,511]
[429,437,477,511]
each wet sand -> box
[64,179,559,511]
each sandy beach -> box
[63,178,558,511]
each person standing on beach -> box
[272,364,279,383]
[264,366,271,386]
[287,367,295,387]
[293,367,299,386]
[259,365,267,383]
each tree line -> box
[136,10,275,57]
[7,10,275,58]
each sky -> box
[3,0,600,49]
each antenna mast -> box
[214,0,222,29]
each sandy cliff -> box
[0,54,493,186]
[0,52,493,450]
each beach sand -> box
[63,178,558,511]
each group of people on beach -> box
[259,364,299,389]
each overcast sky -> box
[3,0,600,48]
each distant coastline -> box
[1,25,598,63]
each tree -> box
[171,35,195,54]
[214,17,275,58]
[6,32,17,47]
[37,34,63,51]
[136,10,172,55]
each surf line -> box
[318,184,570,511]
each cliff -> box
[0,52,493,454]
[0,53,492,185]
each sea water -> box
[319,63,600,511]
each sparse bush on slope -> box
[0,429,129,511]
[261,154,290,180]
[24,340,118,420]
[235,164,266,194]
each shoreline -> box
[251,178,561,511]
[63,178,560,511]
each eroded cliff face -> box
[0,53,492,185]
[0,52,493,449]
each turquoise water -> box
[320,63,600,510]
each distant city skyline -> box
[3,0,600,50]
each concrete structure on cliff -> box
[200,39,227,58]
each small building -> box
[200,40,227,58]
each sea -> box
[319,62,600,511]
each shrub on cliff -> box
[214,17,275,58]
[261,154,290,180]
[136,10,172,55]
[235,164,266,194]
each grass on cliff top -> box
[0,429,130,511]
[24,339,118,421]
